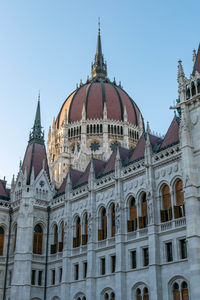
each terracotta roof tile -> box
[87,83,103,119]
[57,169,83,195]
[160,117,179,149]
[129,133,162,163]
[0,180,9,200]
[76,159,106,187]
[102,147,130,175]
[22,142,50,184]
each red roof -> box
[102,147,130,175]
[22,142,50,184]
[160,117,179,149]
[56,81,143,129]
[0,180,9,200]
[76,159,106,187]
[57,169,83,195]
[130,134,162,162]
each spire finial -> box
[28,94,44,144]
[98,17,100,34]
[91,19,107,79]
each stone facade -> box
[0,34,200,300]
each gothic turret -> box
[22,97,50,184]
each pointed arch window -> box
[173,283,181,300]
[136,288,142,300]
[139,193,148,229]
[181,282,189,300]
[98,207,107,241]
[33,224,43,254]
[127,196,137,232]
[191,81,196,96]
[143,287,149,300]
[174,180,185,218]
[73,216,81,248]
[82,213,88,245]
[59,222,64,252]
[111,204,115,237]
[0,227,4,256]
[51,224,58,254]
[160,184,172,222]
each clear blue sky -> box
[0,0,199,182]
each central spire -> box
[91,18,107,79]
[29,92,44,144]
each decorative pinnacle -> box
[29,94,44,144]
[91,19,107,79]
[193,49,196,64]
[146,121,151,134]
[177,60,185,84]
[98,17,100,34]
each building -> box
[0,26,200,300]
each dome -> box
[48,24,144,187]
[56,79,143,129]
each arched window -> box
[191,81,196,96]
[33,224,43,255]
[98,207,107,241]
[111,125,113,134]
[13,225,17,253]
[93,125,96,134]
[100,124,103,133]
[173,283,180,300]
[82,213,88,245]
[87,125,89,134]
[174,180,185,218]
[54,225,58,251]
[105,293,109,300]
[160,184,172,222]
[127,196,137,232]
[90,125,92,134]
[136,288,142,300]
[73,216,81,248]
[68,129,70,137]
[114,126,116,134]
[97,124,99,133]
[186,86,190,99]
[139,193,148,229]
[143,287,149,300]
[121,127,123,135]
[0,227,4,256]
[110,292,115,300]
[59,222,64,252]
[181,282,189,300]
[197,79,200,94]
[111,204,115,237]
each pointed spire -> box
[91,18,107,79]
[177,60,185,86]
[29,93,44,144]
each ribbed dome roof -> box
[56,79,142,129]
[56,25,143,129]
